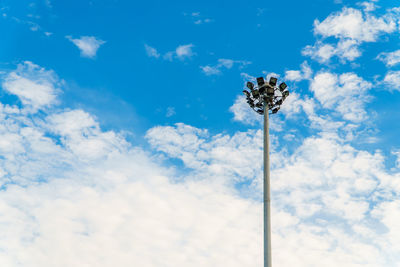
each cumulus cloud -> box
[66,36,106,58]
[383,70,400,91]
[1,61,400,266]
[201,59,251,76]
[304,6,396,63]
[1,61,60,112]
[285,61,313,81]
[310,71,372,122]
[377,49,400,67]
[314,7,395,42]
[303,39,361,63]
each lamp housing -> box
[257,77,265,87]
[279,82,287,91]
[269,77,277,87]
[247,82,254,90]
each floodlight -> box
[283,91,289,97]
[276,99,283,106]
[269,77,277,87]
[257,77,265,87]
[256,109,264,115]
[259,86,266,95]
[256,102,263,108]
[247,82,255,90]
[272,107,280,114]
[243,90,250,97]
[279,82,287,91]
[247,98,255,107]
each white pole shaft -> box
[264,100,272,267]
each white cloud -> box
[200,65,221,75]
[303,39,361,63]
[285,61,313,81]
[1,61,60,112]
[358,1,378,12]
[201,59,251,76]
[377,49,400,67]
[2,61,400,266]
[310,71,372,122]
[66,36,106,58]
[314,7,395,42]
[144,44,160,58]
[383,70,400,91]
[147,44,195,61]
[304,6,396,63]
[175,44,195,60]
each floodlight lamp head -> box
[258,86,266,95]
[243,90,250,97]
[279,82,287,91]
[257,77,265,87]
[256,109,264,115]
[283,90,290,97]
[247,82,255,90]
[269,77,277,87]
[276,99,283,106]
[272,107,280,114]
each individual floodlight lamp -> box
[269,77,277,87]
[279,82,287,92]
[243,90,251,98]
[257,77,265,87]
[247,82,255,90]
[283,90,289,97]
[271,107,280,114]
[240,75,290,267]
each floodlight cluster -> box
[243,76,289,115]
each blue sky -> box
[1,0,400,266]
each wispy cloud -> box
[166,107,176,117]
[144,44,160,58]
[144,44,195,61]
[201,59,251,76]
[377,49,400,67]
[184,12,213,25]
[66,36,106,58]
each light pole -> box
[242,76,289,267]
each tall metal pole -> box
[242,76,289,267]
[264,99,272,267]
